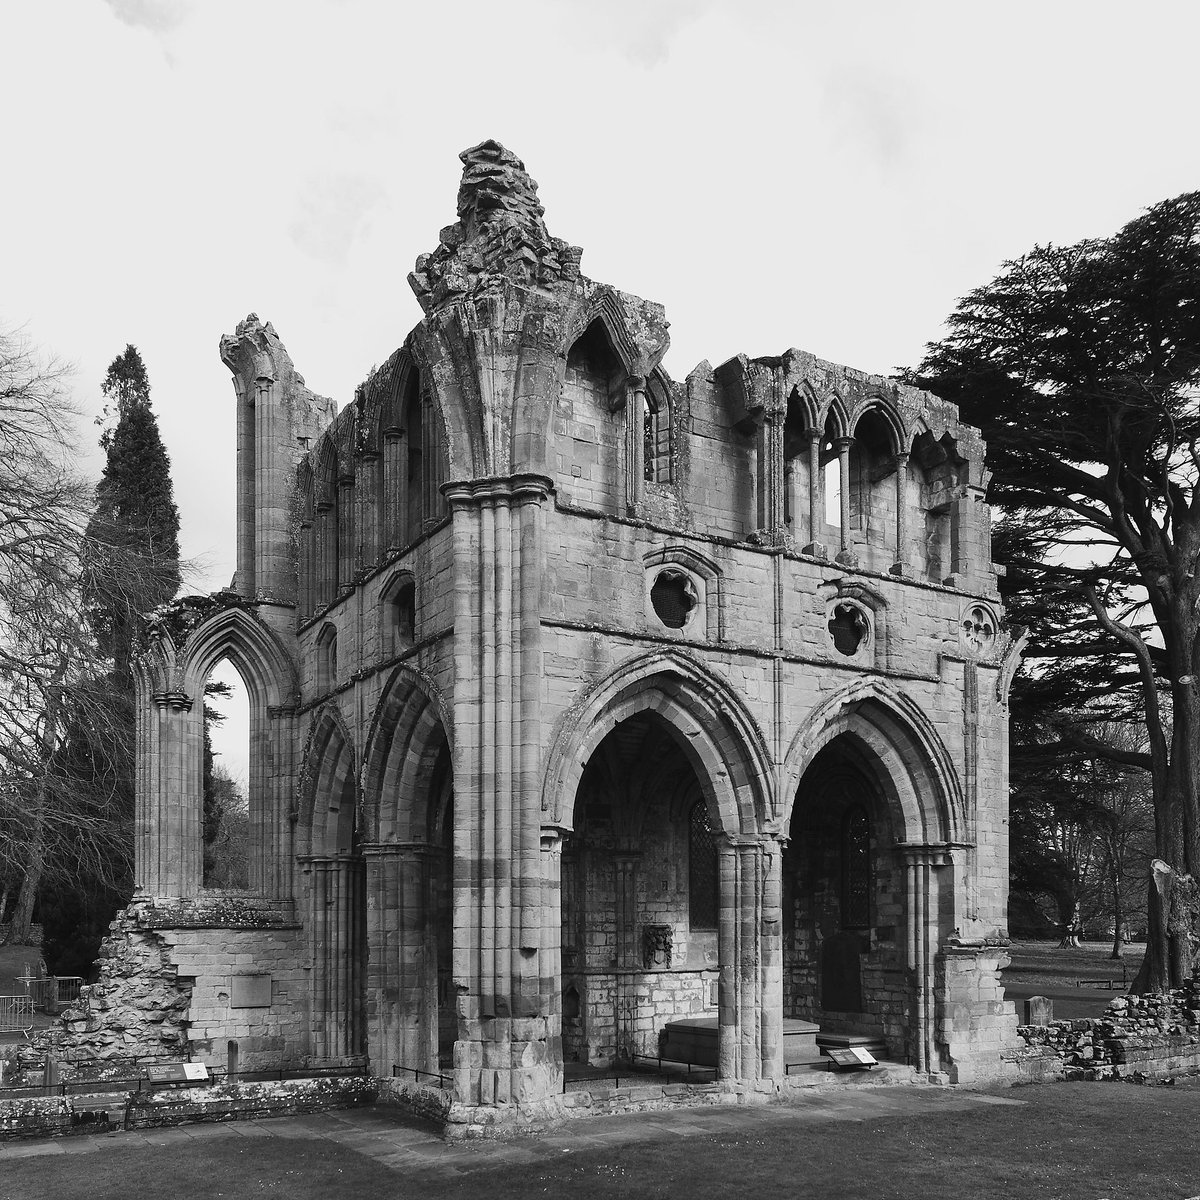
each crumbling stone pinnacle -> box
[409,139,583,313]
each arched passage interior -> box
[560,711,720,1067]
[298,712,366,1065]
[784,741,904,1057]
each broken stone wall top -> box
[408,139,584,313]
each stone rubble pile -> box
[36,910,189,1067]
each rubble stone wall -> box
[1003,981,1200,1082]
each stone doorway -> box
[783,741,904,1060]
[560,713,719,1067]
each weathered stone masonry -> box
[56,140,1026,1127]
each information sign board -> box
[827,1047,877,1069]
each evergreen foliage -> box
[905,192,1200,989]
[83,346,180,675]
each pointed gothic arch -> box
[780,677,965,845]
[297,705,358,858]
[541,649,775,839]
[361,663,453,843]
[133,603,300,901]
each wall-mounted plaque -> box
[231,974,272,1008]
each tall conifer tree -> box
[41,348,183,969]
[84,346,181,674]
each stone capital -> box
[442,472,555,509]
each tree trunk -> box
[5,773,48,947]
[1110,871,1125,960]
[5,863,41,946]
[1057,898,1081,948]
[1130,859,1199,993]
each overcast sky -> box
[5,0,1199,780]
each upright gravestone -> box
[1023,995,1053,1024]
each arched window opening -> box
[316,623,338,692]
[381,575,416,656]
[563,319,625,512]
[847,409,897,549]
[567,319,622,390]
[296,462,316,617]
[203,658,250,890]
[823,452,841,528]
[821,411,842,533]
[644,374,673,485]
[910,431,958,583]
[405,384,423,541]
[841,805,872,928]
[689,801,719,930]
[782,392,809,530]
[314,438,339,610]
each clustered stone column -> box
[900,844,950,1075]
[251,704,297,899]
[835,436,855,565]
[445,474,559,1111]
[754,402,786,544]
[716,835,784,1083]
[337,471,356,591]
[945,482,990,588]
[537,831,565,1052]
[624,375,647,514]
[135,683,202,898]
[803,428,825,555]
[303,853,365,1063]
[382,426,406,550]
[891,451,910,575]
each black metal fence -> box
[390,1065,450,1088]
[562,1054,717,1092]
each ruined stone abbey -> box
[67,141,1025,1129]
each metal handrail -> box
[390,1064,450,1088]
[561,1053,717,1092]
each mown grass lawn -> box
[3,1083,1199,1200]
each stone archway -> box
[781,682,964,1076]
[297,708,366,1065]
[559,711,717,1068]
[544,653,780,1084]
[360,666,453,1078]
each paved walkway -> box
[0,1087,1026,1179]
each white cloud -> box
[102,0,192,33]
